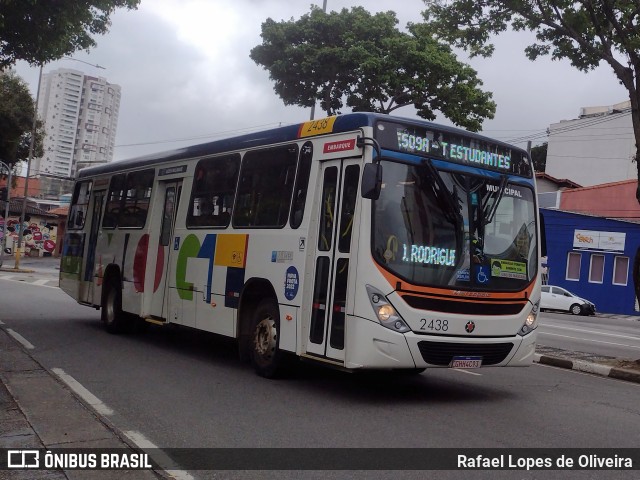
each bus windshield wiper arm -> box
[422,159,462,225]
[483,174,508,226]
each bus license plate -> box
[450,356,482,368]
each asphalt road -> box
[1,278,640,479]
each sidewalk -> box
[0,328,162,479]
[0,253,61,274]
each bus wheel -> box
[251,299,281,378]
[102,279,125,334]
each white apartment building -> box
[545,100,635,187]
[35,68,121,179]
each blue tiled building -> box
[541,208,640,315]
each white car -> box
[540,285,596,316]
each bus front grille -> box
[417,341,514,366]
[401,295,525,315]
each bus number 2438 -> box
[420,319,449,331]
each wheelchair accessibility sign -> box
[475,266,490,284]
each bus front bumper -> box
[345,315,537,370]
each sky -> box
[13,0,629,164]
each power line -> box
[114,122,290,149]
[504,110,632,144]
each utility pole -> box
[0,160,12,268]
[15,64,42,270]
[309,0,328,120]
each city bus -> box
[60,113,541,377]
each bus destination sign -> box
[375,120,533,177]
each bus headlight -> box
[518,301,539,336]
[366,285,411,333]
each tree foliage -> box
[0,71,44,170]
[0,0,140,69]
[422,0,640,198]
[531,142,547,173]
[250,6,496,131]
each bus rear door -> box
[79,189,105,305]
[145,179,182,321]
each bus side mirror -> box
[361,163,382,200]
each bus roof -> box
[78,112,529,178]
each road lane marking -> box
[51,368,114,416]
[7,329,35,349]
[539,322,640,341]
[538,331,640,349]
[124,430,194,480]
[32,278,50,285]
[453,368,482,376]
[0,276,59,289]
[50,370,192,479]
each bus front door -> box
[147,180,182,320]
[305,159,360,363]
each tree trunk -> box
[631,82,640,311]
[631,71,640,205]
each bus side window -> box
[68,181,93,230]
[113,169,154,229]
[102,174,126,229]
[233,145,298,228]
[290,141,313,229]
[187,154,240,228]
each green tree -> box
[0,71,43,170]
[531,143,547,173]
[421,0,640,199]
[0,0,140,69]
[250,6,496,131]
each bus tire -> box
[102,279,126,334]
[250,299,282,378]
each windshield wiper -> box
[422,159,462,225]
[483,174,508,226]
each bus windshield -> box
[372,159,537,291]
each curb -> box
[0,267,36,273]
[534,353,640,384]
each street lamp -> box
[309,0,328,121]
[0,160,12,268]
[14,57,106,269]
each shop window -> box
[566,252,581,281]
[589,254,604,284]
[612,256,629,286]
